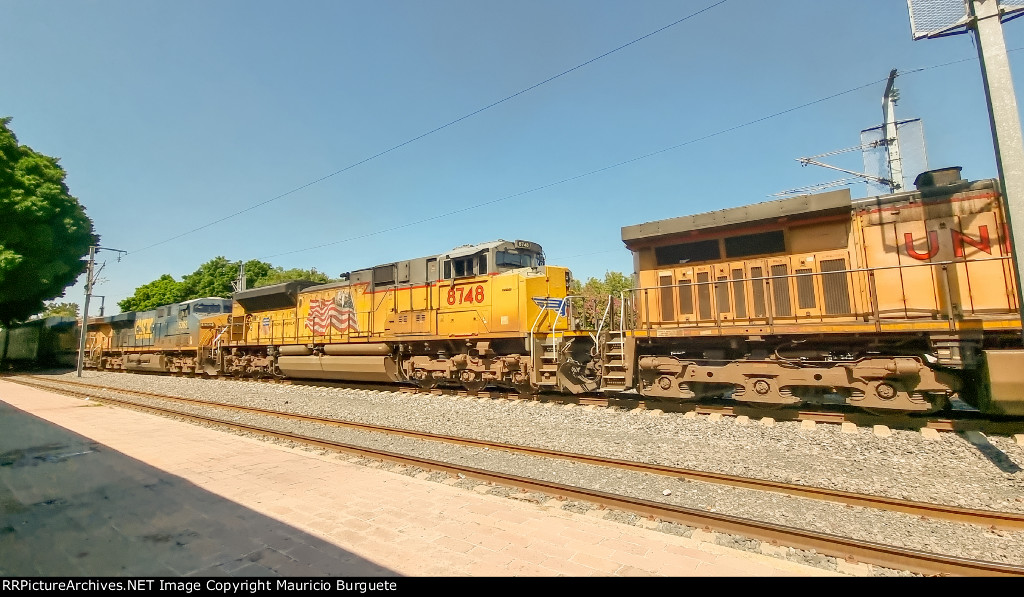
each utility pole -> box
[76,246,126,377]
[75,246,96,377]
[970,0,1024,319]
[908,0,1024,324]
[882,69,905,192]
[232,262,247,293]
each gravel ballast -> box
[30,371,1024,570]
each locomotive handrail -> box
[635,254,1014,287]
[594,296,614,341]
[592,291,635,334]
[528,294,582,387]
[620,290,630,332]
[628,254,1019,333]
[211,325,229,348]
[529,295,579,338]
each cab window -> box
[454,258,474,277]
[444,256,480,279]
[497,251,533,268]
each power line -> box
[130,1,731,255]
[147,44,1014,264]
[260,75,891,260]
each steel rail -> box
[26,367,1024,434]
[14,375,1024,532]
[6,376,1023,577]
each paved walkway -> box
[0,380,841,577]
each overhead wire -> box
[129,0,731,256]
[137,41,1019,265]
[260,48,1019,262]
[514,52,1024,264]
[259,75,890,259]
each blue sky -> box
[4,1,1024,315]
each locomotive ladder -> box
[529,295,577,390]
[597,293,629,392]
[600,335,628,391]
[534,336,561,389]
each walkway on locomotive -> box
[619,172,1021,339]
[226,239,573,348]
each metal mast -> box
[970,0,1024,318]
[882,69,905,192]
[232,262,247,293]
[76,246,126,377]
[908,0,1024,322]
[75,246,96,377]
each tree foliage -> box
[253,267,330,287]
[117,274,187,312]
[0,117,96,325]
[179,257,271,300]
[118,258,334,312]
[41,301,80,318]
[570,271,634,329]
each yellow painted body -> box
[134,317,154,341]
[227,266,572,347]
[630,186,1021,336]
[199,314,230,347]
[85,319,113,353]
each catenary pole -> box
[969,0,1024,324]
[75,246,96,377]
[75,246,126,377]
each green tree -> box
[179,257,278,298]
[41,301,79,318]
[118,257,286,312]
[253,266,331,288]
[0,117,96,325]
[117,274,186,312]
[570,271,634,329]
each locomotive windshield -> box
[496,251,534,269]
[193,303,222,313]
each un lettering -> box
[902,225,1001,260]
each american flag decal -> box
[305,291,359,334]
[532,297,568,317]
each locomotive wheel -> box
[860,406,919,417]
[415,377,438,391]
[861,393,949,417]
[462,380,487,395]
[917,392,951,414]
[512,381,540,396]
[739,401,787,410]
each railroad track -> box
[5,374,1024,576]
[45,366,1024,435]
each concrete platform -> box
[0,380,840,577]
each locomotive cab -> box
[442,239,544,279]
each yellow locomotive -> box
[66,167,1024,416]
[82,299,232,373]
[614,167,1024,414]
[212,239,589,394]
